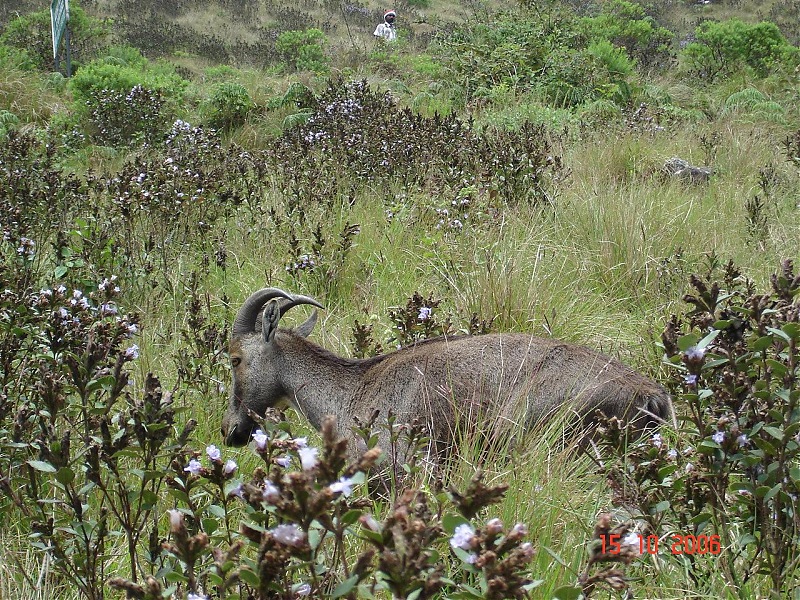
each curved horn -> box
[232,288,293,337]
[278,294,325,317]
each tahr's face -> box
[221,335,284,446]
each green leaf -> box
[651,500,670,514]
[202,518,219,535]
[767,327,792,344]
[763,426,784,441]
[28,460,56,473]
[764,484,781,502]
[677,334,700,352]
[340,509,363,526]
[55,467,75,485]
[208,504,226,519]
[331,574,359,598]
[54,265,68,278]
[697,329,720,350]
[552,585,583,600]
[442,513,471,535]
[738,533,757,547]
[751,335,773,352]
[543,546,569,568]
[239,568,259,587]
[790,467,800,484]
[782,322,800,340]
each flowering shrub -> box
[273,79,563,207]
[595,257,800,597]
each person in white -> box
[374,10,397,42]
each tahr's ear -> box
[295,310,318,338]
[262,299,281,343]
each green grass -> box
[2,0,800,596]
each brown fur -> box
[222,300,672,469]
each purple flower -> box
[184,459,202,476]
[519,542,535,559]
[294,583,312,597]
[263,480,280,503]
[252,429,268,451]
[651,433,663,448]
[124,345,139,360]
[271,523,305,547]
[223,459,237,475]
[293,437,308,449]
[450,523,476,550]
[99,303,118,316]
[667,449,678,460]
[418,306,432,321]
[275,455,291,468]
[509,522,528,538]
[684,346,705,361]
[229,483,244,498]
[684,374,698,385]
[206,445,221,462]
[485,518,503,535]
[299,447,319,471]
[187,593,208,600]
[737,434,749,448]
[712,431,725,444]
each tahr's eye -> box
[231,357,241,368]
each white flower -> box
[124,345,139,360]
[252,429,268,451]
[651,433,663,448]
[271,523,305,547]
[509,522,528,538]
[685,462,694,474]
[298,447,319,470]
[184,459,202,475]
[712,431,725,444]
[223,459,237,475]
[622,532,640,552]
[667,449,678,460]
[293,437,308,449]
[737,434,749,448]
[294,583,312,597]
[684,346,706,361]
[418,306,432,321]
[167,509,183,532]
[206,444,222,462]
[187,593,208,600]
[450,523,476,551]
[275,455,291,468]
[263,480,280,503]
[328,476,356,497]
[464,552,477,564]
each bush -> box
[0,2,109,71]
[275,29,329,74]
[597,258,800,597]
[67,57,187,146]
[579,0,674,70]
[203,82,255,131]
[680,19,799,82]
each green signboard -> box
[50,0,69,59]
